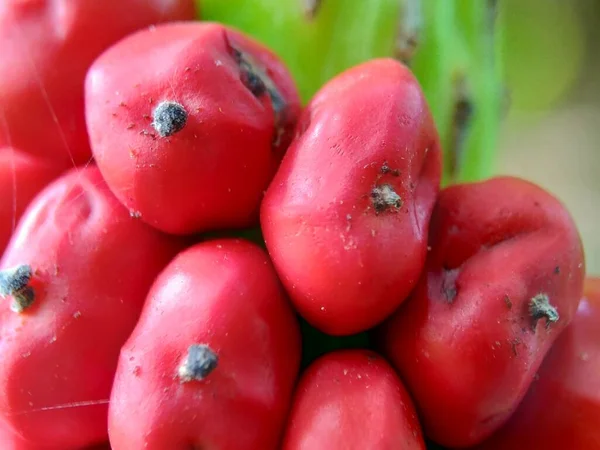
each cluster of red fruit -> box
[1,2,598,450]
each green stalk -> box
[197,0,503,186]
[451,0,503,183]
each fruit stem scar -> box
[0,264,35,313]
[371,184,402,214]
[178,344,219,383]
[152,101,188,137]
[529,293,559,330]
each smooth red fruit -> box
[282,350,426,450]
[473,277,600,449]
[85,444,112,450]
[260,58,442,336]
[0,435,112,450]
[0,166,183,449]
[0,0,196,165]
[377,176,585,447]
[108,239,302,450]
[85,22,301,235]
[0,147,66,255]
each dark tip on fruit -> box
[243,69,267,97]
[178,344,219,383]
[229,44,286,117]
[371,184,402,214]
[152,101,188,137]
[230,46,265,98]
[442,267,459,303]
[302,0,323,19]
[529,293,559,330]
[0,264,35,313]
[444,286,457,302]
[227,41,288,151]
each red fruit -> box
[85,22,301,235]
[282,350,426,450]
[0,166,183,449]
[85,444,112,450]
[260,58,442,335]
[108,239,301,450]
[0,0,196,165]
[0,147,66,255]
[473,277,600,449]
[0,437,112,450]
[377,176,586,447]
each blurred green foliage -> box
[498,0,586,114]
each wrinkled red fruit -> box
[377,176,585,447]
[0,166,183,449]
[474,277,600,449]
[85,22,301,235]
[108,239,301,450]
[282,349,426,450]
[0,0,196,165]
[261,58,441,336]
[0,147,66,255]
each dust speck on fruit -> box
[380,162,400,177]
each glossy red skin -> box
[108,239,302,450]
[0,429,112,450]
[85,22,301,235]
[0,147,67,255]
[0,0,196,165]
[282,350,426,450]
[474,277,600,449]
[0,166,184,449]
[260,58,441,336]
[85,444,112,450]
[376,176,586,447]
